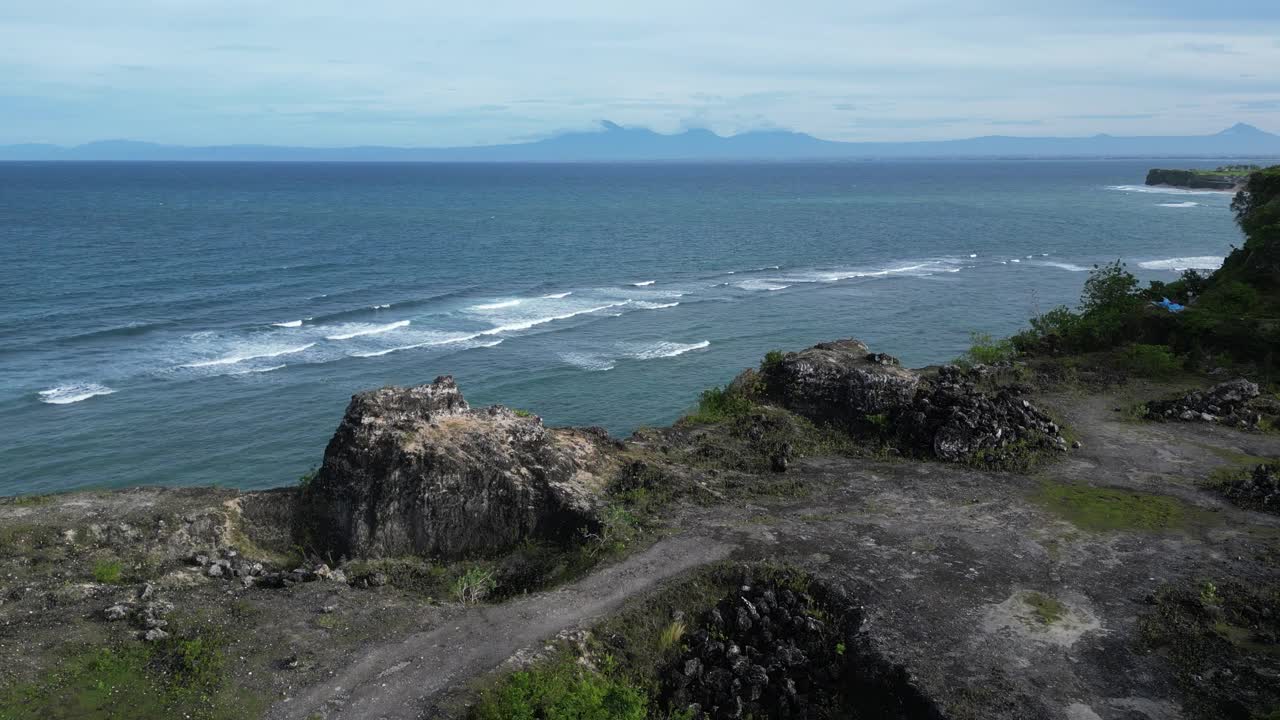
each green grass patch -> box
[958,331,1018,368]
[1033,481,1192,532]
[91,559,124,585]
[0,632,260,720]
[1023,592,1066,625]
[680,386,754,425]
[472,652,647,720]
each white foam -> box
[737,280,790,291]
[1137,256,1224,271]
[969,253,978,258]
[1038,261,1087,272]
[1158,201,1199,208]
[352,336,503,358]
[324,320,410,341]
[629,340,710,360]
[1010,259,1021,263]
[181,343,315,368]
[371,303,391,309]
[479,302,629,336]
[561,352,616,372]
[631,280,656,287]
[471,299,523,311]
[634,301,680,310]
[272,320,302,328]
[230,364,286,375]
[542,292,572,299]
[1108,184,1230,196]
[38,383,115,404]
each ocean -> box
[0,160,1247,494]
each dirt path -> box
[267,533,737,720]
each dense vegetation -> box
[1011,165,1280,375]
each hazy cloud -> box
[1,0,1277,145]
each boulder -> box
[304,376,613,560]
[758,339,920,429]
[749,339,1066,463]
[1147,378,1261,427]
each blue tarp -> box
[1153,297,1185,313]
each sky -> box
[2,0,1279,147]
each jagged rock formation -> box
[749,339,1066,463]
[661,575,942,719]
[1146,378,1262,427]
[303,376,614,561]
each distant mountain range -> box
[4,121,1279,162]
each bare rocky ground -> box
[2,375,1279,720]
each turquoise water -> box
[0,160,1243,494]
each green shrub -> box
[760,350,785,374]
[513,408,534,418]
[682,386,753,425]
[580,505,639,558]
[451,564,498,605]
[960,331,1017,367]
[473,654,647,720]
[92,559,124,584]
[1118,344,1182,378]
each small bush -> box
[513,408,534,418]
[1118,344,1182,378]
[682,386,753,425]
[473,654,647,720]
[580,505,639,558]
[960,331,1017,367]
[451,565,498,605]
[92,559,124,584]
[657,620,686,653]
[760,350,785,375]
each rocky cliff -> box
[303,375,615,561]
[1145,167,1252,190]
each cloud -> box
[1,1,1278,145]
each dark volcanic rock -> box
[304,376,614,560]
[1219,464,1280,514]
[751,339,1066,463]
[901,365,1067,462]
[1146,378,1261,427]
[660,574,941,719]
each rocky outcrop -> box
[303,376,614,561]
[1219,464,1280,514]
[898,365,1067,462]
[661,575,941,719]
[757,340,920,429]
[750,340,1066,463]
[1146,378,1262,427]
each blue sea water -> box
[0,160,1247,494]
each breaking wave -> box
[324,320,410,341]
[180,343,315,368]
[1158,201,1199,208]
[470,299,523,311]
[38,383,115,405]
[272,320,302,328]
[1137,256,1224,271]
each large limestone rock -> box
[305,376,613,560]
[751,339,1065,463]
[760,339,920,428]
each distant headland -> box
[1145,164,1259,190]
[4,121,1280,162]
